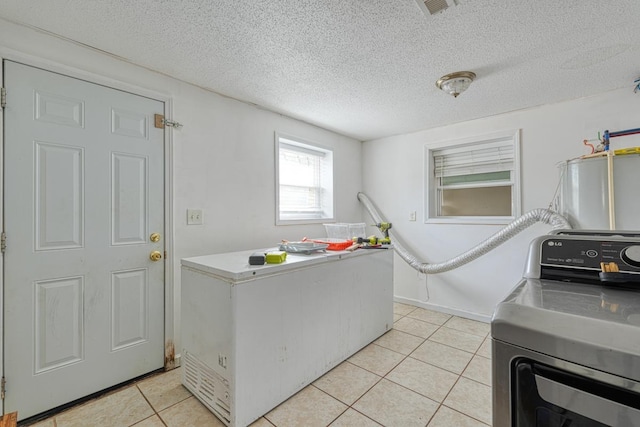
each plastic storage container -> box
[324,223,350,240]
[348,223,366,239]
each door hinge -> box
[154,113,183,129]
[1,376,6,400]
[1,232,6,254]
[1,87,6,109]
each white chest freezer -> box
[180,248,393,427]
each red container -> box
[312,238,353,251]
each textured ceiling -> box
[1,0,639,141]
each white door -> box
[3,60,165,420]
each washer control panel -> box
[540,237,640,273]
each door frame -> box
[0,51,177,413]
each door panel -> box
[111,268,149,350]
[34,90,84,128]
[34,276,84,373]
[112,153,148,245]
[3,60,165,420]
[35,141,84,249]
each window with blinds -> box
[276,133,334,224]
[426,130,520,222]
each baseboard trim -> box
[393,296,492,323]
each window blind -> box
[278,139,332,219]
[434,141,514,178]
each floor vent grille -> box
[183,351,231,425]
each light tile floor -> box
[25,303,492,427]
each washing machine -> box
[492,231,640,426]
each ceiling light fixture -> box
[415,0,460,16]
[436,71,476,98]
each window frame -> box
[275,132,334,225]
[424,129,521,225]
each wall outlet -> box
[187,209,203,225]
[409,211,417,221]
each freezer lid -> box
[181,247,373,281]
[492,279,640,382]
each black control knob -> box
[621,245,640,268]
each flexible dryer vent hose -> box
[357,192,572,274]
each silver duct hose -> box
[357,192,572,274]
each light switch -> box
[187,209,203,225]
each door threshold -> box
[17,368,165,426]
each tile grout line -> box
[373,314,443,426]
[434,347,492,426]
[260,413,277,426]
[310,308,431,427]
[341,406,385,427]
[234,322,487,427]
[309,362,388,426]
[438,402,492,426]
[392,309,492,426]
[420,338,475,426]
[242,308,487,426]
[38,306,488,427]
[318,344,423,427]
[310,384,351,427]
[132,384,169,427]
[382,321,488,378]
[262,302,413,427]
[347,344,407,378]
[398,309,489,337]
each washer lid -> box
[492,279,640,382]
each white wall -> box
[3,17,639,344]
[362,89,640,321]
[0,19,364,355]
